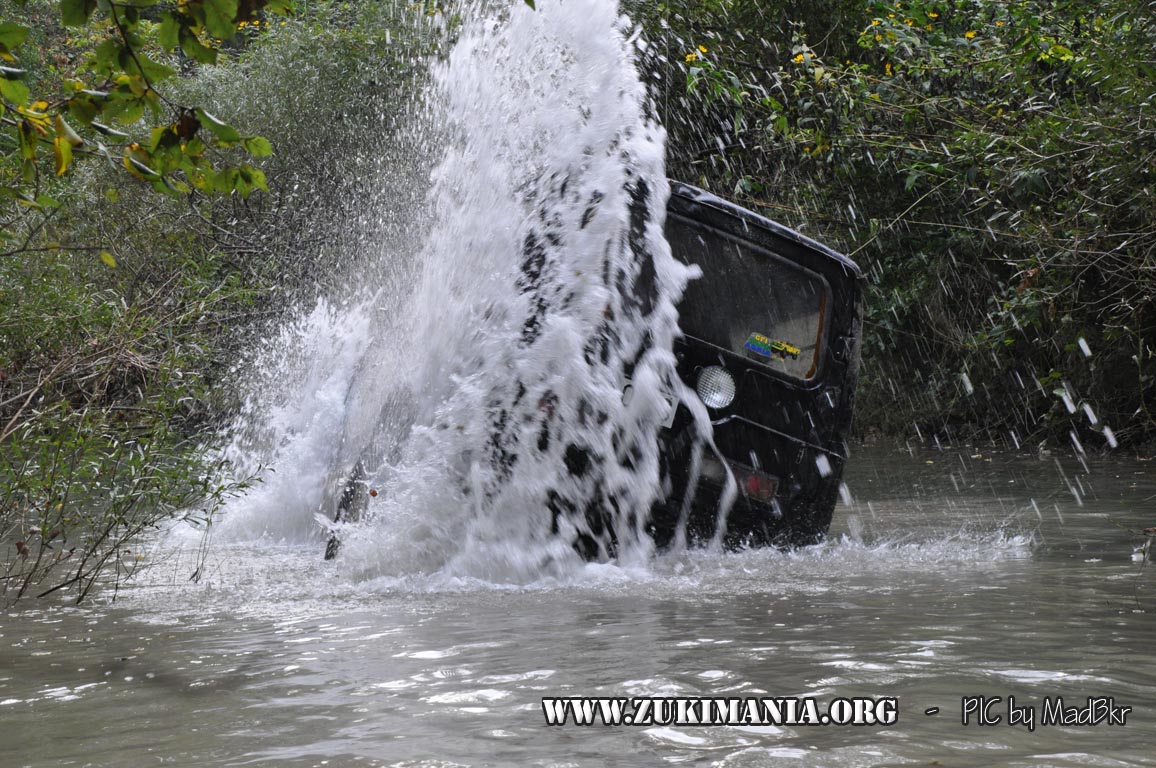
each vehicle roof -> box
[668,181,861,277]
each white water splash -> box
[204,0,692,584]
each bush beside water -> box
[1,0,440,602]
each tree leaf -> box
[149,124,176,152]
[54,135,73,175]
[196,109,242,143]
[124,53,177,84]
[17,119,36,160]
[203,0,241,41]
[62,0,98,28]
[0,75,29,106]
[99,251,117,268]
[241,135,272,156]
[264,0,294,14]
[184,135,206,157]
[91,39,123,77]
[55,114,84,147]
[103,93,146,125]
[179,27,218,65]
[0,22,28,51]
[237,164,267,193]
[68,93,102,125]
[123,152,160,180]
[90,121,130,139]
[212,167,238,194]
[157,12,181,51]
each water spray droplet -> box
[1103,425,1117,449]
[1060,381,1076,414]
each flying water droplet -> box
[1103,425,1117,449]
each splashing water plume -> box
[209,0,693,585]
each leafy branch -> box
[1,0,291,220]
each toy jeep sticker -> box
[744,332,801,361]
[774,339,802,359]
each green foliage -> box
[0,0,299,604]
[0,0,289,211]
[637,0,1156,447]
[1,239,258,603]
[2,0,448,604]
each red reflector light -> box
[701,456,778,503]
[737,466,777,503]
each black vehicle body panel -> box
[650,182,864,548]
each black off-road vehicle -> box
[650,182,863,548]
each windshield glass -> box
[667,215,829,380]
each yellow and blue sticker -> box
[744,332,801,361]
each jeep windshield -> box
[667,215,830,381]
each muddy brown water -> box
[3,447,1154,767]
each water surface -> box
[4,448,1153,767]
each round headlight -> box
[696,366,735,409]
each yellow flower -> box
[875,34,883,41]
[995,20,1005,26]
[685,51,698,62]
[698,45,708,53]
[965,30,976,39]
[793,53,805,63]
[904,18,914,25]
[928,11,938,18]
[889,13,896,18]
[925,23,934,30]
[871,19,880,25]
[885,62,893,75]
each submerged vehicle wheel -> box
[323,460,367,561]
